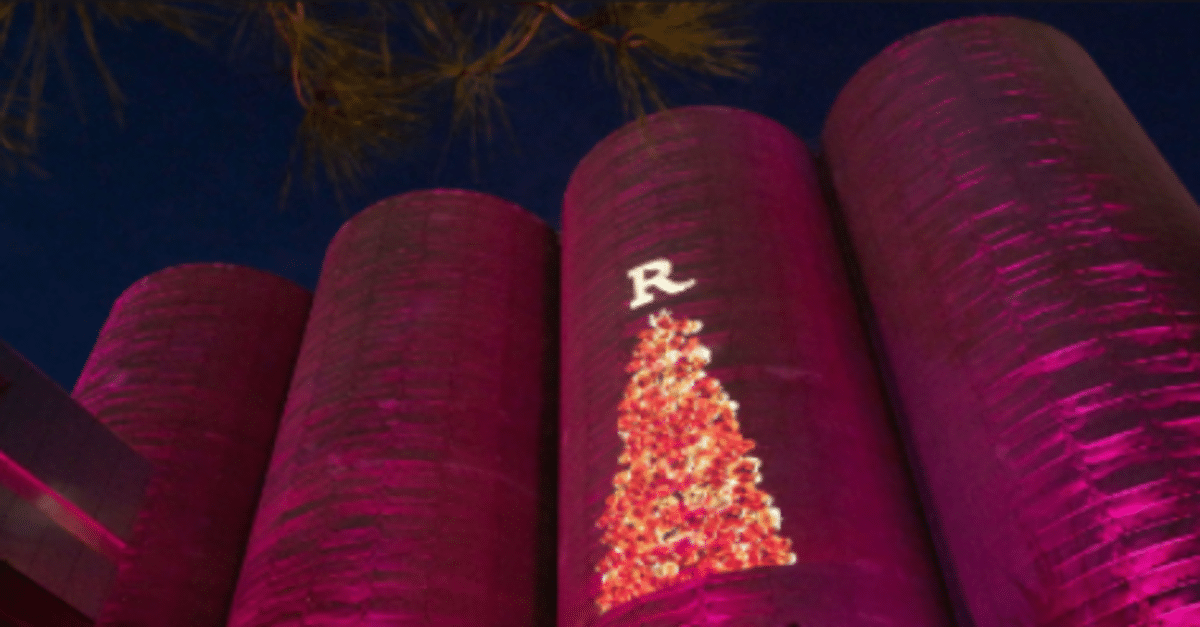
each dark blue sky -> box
[4,3,1198,391]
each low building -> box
[0,339,151,626]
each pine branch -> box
[0,1,759,213]
[0,1,223,175]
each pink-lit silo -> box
[823,17,1200,627]
[559,105,954,626]
[71,263,312,625]
[227,190,559,626]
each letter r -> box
[627,258,696,309]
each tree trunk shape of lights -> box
[596,309,796,613]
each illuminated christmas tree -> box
[595,309,797,613]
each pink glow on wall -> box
[0,449,125,561]
[72,263,312,626]
[823,16,1200,627]
[560,105,953,626]
[226,190,558,626]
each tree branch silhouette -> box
[0,1,758,214]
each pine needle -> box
[0,1,759,213]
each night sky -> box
[4,3,1198,391]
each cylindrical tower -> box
[72,263,311,626]
[823,16,1200,627]
[227,190,559,626]
[559,105,953,626]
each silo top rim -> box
[566,104,804,195]
[331,187,552,240]
[824,15,1079,134]
[121,262,309,297]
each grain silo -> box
[72,263,311,625]
[227,190,559,626]
[823,16,1200,626]
[559,105,952,626]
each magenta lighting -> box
[226,190,559,626]
[71,263,312,626]
[559,105,954,626]
[0,340,151,625]
[823,16,1200,627]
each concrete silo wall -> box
[559,105,953,626]
[227,190,559,626]
[822,16,1200,626]
[71,263,311,625]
